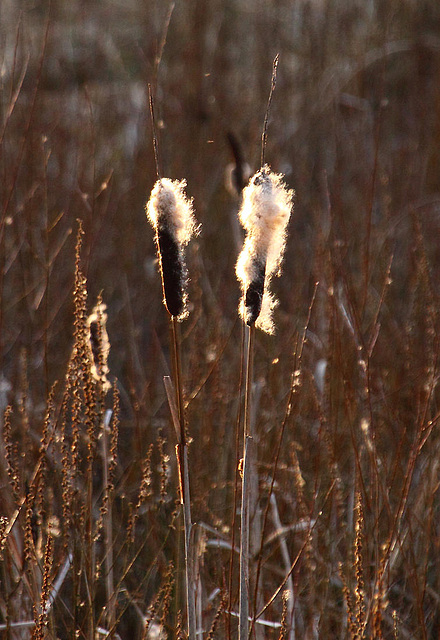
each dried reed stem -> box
[102,408,116,637]
[171,317,196,640]
[261,54,279,167]
[239,323,255,640]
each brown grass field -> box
[1,1,440,638]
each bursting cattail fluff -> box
[146,178,197,319]
[236,165,293,334]
[86,301,111,392]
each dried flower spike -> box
[86,301,111,393]
[146,178,197,319]
[236,165,293,333]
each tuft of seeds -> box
[86,299,111,393]
[146,178,198,319]
[236,165,293,333]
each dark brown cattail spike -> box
[156,224,186,318]
[244,260,266,325]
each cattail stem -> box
[170,317,196,640]
[171,317,186,447]
[239,324,255,640]
[182,444,196,640]
[244,324,255,440]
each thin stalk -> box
[228,326,246,640]
[239,324,255,640]
[182,445,196,640]
[171,317,185,447]
[171,316,196,640]
[102,409,115,638]
[244,325,255,441]
[86,456,95,640]
[260,54,279,167]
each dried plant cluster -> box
[1,1,440,639]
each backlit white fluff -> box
[86,301,111,392]
[146,178,196,246]
[236,165,293,333]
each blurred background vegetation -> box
[2,0,440,638]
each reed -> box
[236,163,293,639]
[146,177,198,640]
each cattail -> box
[146,178,197,319]
[236,165,293,333]
[147,178,198,640]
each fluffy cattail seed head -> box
[236,165,293,333]
[146,178,197,319]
